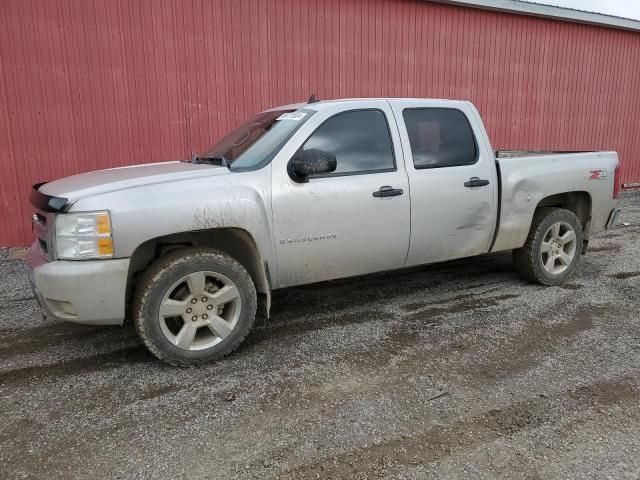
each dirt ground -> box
[1,192,639,480]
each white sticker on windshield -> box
[277,111,307,121]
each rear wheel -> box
[513,208,583,286]
[133,248,257,366]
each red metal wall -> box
[1,0,639,246]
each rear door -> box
[389,100,497,266]
[271,101,410,288]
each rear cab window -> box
[402,108,478,169]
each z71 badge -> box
[589,169,608,180]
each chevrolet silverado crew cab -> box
[28,98,621,365]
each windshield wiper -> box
[191,153,229,168]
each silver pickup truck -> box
[28,98,621,365]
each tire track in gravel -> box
[0,323,108,359]
[307,299,622,390]
[0,346,150,387]
[238,299,628,430]
[278,378,638,480]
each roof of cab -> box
[264,97,470,112]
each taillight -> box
[613,163,621,199]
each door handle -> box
[373,186,404,197]
[464,177,490,188]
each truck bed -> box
[491,150,619,253]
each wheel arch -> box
[492,189,593,253]
[535,191,592,252]
[126,228,271,319]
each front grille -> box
[38,238,48,254]
[32,210,53,260]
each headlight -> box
[55,211,114,259]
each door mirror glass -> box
[288,148,337,182]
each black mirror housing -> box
[288,149,337,182]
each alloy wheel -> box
[158,271,241,351]
[540,221,577,275]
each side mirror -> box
[288,149,337,183]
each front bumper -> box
[27,242,130,325]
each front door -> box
[271,101,410,288]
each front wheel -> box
[133,248,257,366]
[513,207,583,286]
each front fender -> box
[68,170,276,281]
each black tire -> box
[133,248,257,366]
[513,207,584,286]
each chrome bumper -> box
[27,242,130,325]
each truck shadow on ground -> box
[246,252,519,345]
[267,252,516,318]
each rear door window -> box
[403,108,477,169]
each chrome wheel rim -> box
[540,221,577,275]
[158,271,241,351]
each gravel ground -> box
[1,192,639,480]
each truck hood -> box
[38,161,229,203]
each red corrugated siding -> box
[1,0,639,246]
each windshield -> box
[200,109,314,171]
